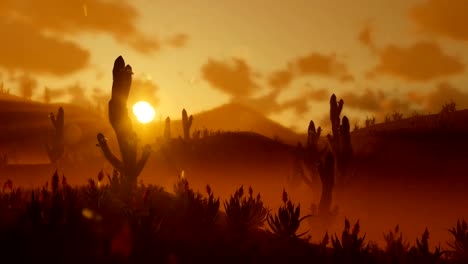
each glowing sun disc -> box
[132,101,155,124]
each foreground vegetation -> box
[0,56,465,263]
[0,172,465,263]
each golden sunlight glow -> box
[132,101,156,124]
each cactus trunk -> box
[318,152,335,215]
[46,107,64,164]
[182,109,193,140]
[164,116,171,139]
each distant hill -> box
[169,103,304,145]
[0,98,109,163]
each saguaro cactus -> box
[318,151,335,216]
[182,108,193,140]
[164,116,171,139]
[97,56,151,192]
[327,94,352,183]
[300,120,324,188]
[46,107,64,164]
[307,120,321,149]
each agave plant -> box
[171,173,220,240]
[408,228,443,263]
[224,185,269,233]
[331,218,369,261]
[447,219,468,261]
[383,225,409,257]
[266,189,311,240]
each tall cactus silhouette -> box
[318,151,335,215]
[300,120,324,188]
[46,107,64,164]
[97,56,151,192]
[164,116,171,139]
[327,94,352,183]
[307,120,322,158]
[182,108,193,140]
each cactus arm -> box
[49,113,57,128]
[337,99,344,116]
[135,144,151,177]
[188,115,193,128]
[45,143,53,161]
[97,133,123,171]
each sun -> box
[132,101,155,124]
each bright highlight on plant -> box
[132,101,155,124]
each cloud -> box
[232,90,281,116]
[341,89,413,118]
[342,89,383,112]
[408,82,468,112]
[166,33,189,48]
[128,78,161,108]
[410,0,468,42]
[67,83,92,107]
[201,57,260,98]
[294,53,354,82]
[358,24,377,53]
[233,87,329,116]
[3,0,160,54]
[268,68,294,90]
[368,41,464,81]
[0,0,187,75]
[201,55,337,118]
[0,19,90,75]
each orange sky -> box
[1,0,468,132]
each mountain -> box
[169,103,304,145]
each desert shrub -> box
[408,228,443,264]
[354,122,360,131]
[441,100,456,114]
[383,225,409,263]
[365,116,376,127]
[447,219,468,262]
[267,189,310,240]
[23,172,81,227]
[392,111,403,122]
[224,185,268,234]
[170,173,220,240]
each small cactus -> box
[182,109,193,140]
[45,107,64,164]
[0,154,7,168]
[163,116,171,139]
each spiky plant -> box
[383,225,409,261]
[267,189,311,240]
[224,185,269,233]
[408,228,443,263]
[447,219,468,261]
[331,218,369,262]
